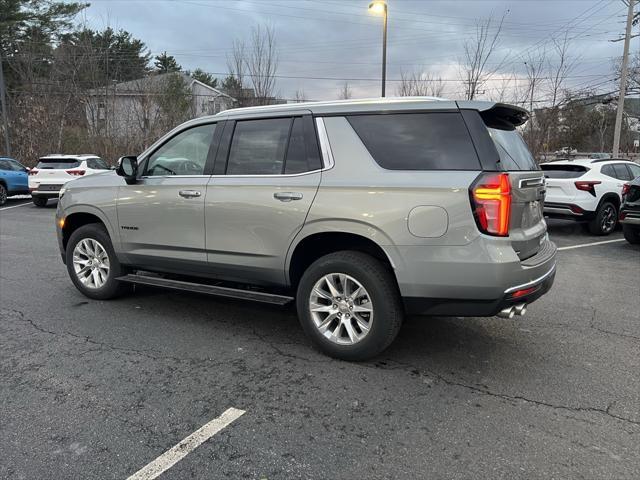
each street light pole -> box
[612,0,635,157]
[369,1,388,97]
[0,50,11,157]
[382,4,387,97]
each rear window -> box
[487,128,538,171]
[37,158,80,169]
[346,113,480,170]
[540,164,589,178]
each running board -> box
[116,274,294,306]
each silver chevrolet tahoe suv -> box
[56,98,556,361]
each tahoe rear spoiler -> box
[456,101,530,130]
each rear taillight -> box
[28,169,38,176]
[470,172,511,237]
[574,180,600,197]
[621,183,630,198]
[66,169,85,176]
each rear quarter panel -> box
[299,116,481,247]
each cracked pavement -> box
[1,201,639,479]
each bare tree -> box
[522,50,547,157]
[461,13,506,100]
[245,24,278,105]
[396,70,445,97]
[294,88,307,103]
[226,38,247,104]
[338,81,352,100]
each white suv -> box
[29,155,110,207]
[541,158,640,235]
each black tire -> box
[623,224,640,245]
[588,201,617,235]
[0,184,7,206]
[296,251,403,361]
[32,196,48,207]
[65,223,129,300]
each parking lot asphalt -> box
[1,199,639,480]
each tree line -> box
[0,1,636,165]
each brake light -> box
[470,172,511,237]
[28,169,39,176]
[574,180,600,197]
[66,169,85,176]
[621,183,630,198]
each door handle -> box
[179,190,201,198]
[274,192,303,202]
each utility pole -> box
[0,50,11,157]
[612,0,636,157]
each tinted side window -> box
[601,165,616,178]
[613,164,633,180]
[347,113,480,170]
[146,123,216,176]
[227,118,291,175]
[0,160,10,170]
[284,118,309,174]
[628,163,640,179]
[89,158,109,170]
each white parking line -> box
[126,407,245,480]
[0,202,31,211]
[557,239,626,251]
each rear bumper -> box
[620,208,640,226]
[404,265,556,316]
[544,202,595,221]
[31,191,61,199]
[387,237,557,317]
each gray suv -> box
[56,98,556,360]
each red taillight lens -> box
[621,183,630,198]
[470,172,511,237]
[28,169,38,176]
[66,169,85,176]
[574,180,600,197]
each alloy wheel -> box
[309,273,374,345]
[601,205,616,233]
[72,238,110,289]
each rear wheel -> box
[588,201,617,235]
[623,224,640,245]
[0,184,7,205]
[32,196,48,207]
[65,223,129,300]
[296,251,403,361]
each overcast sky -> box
[77,0,638,102]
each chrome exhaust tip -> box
[514,303,527,316]
[497,306,515,319]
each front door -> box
[205,115,323,285]
[117,122,217,270]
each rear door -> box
[117,122,217,269]
[540,163,590,203]
[486,127,546,259]
[30,157,81,191]
[204,114,322,285]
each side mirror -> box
[116,156,138,185]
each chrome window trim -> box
[315,117,335,170]
[140,175,211,179]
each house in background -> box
[85,73,236,144]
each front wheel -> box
[32,196,48,207]
[0,184,7,205]
[623,224,640,245]
[65,223,129,300]
[296,251,403,361]
[588,201,617,235]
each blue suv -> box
[0,157,30,205]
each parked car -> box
[620,176,640,244]
[29,155,110,207]
[541,158,640,235]
[0,157,30,205]
[55,98,556,360]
